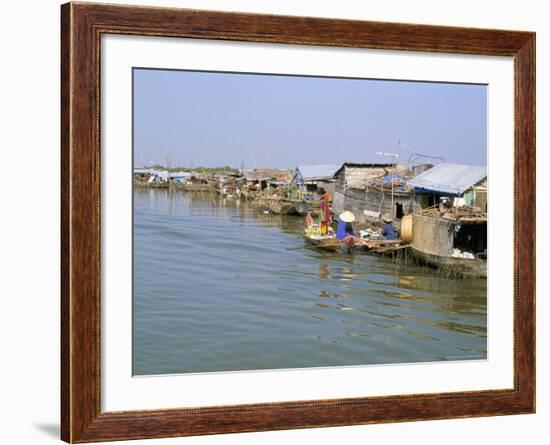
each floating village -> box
[134,159,488,279]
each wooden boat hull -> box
[409,246,487,278]
[282,204,301,215]
[267,199,302,215]
[293,201,311,216]
[136,182,169,189]
[267,200,284,214]
[304,235,346,252]
[304,235,407,255]
[179,183,214,192]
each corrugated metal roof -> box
[296,164,341,181]
[243,171,276,181]
[148,170,169,179]
[408,163,487,195]
[134,167,154,174]
[170,171,192,178]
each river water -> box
[133,189,487,375]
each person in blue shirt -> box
[380,214,396,240]
[336,211,356,240]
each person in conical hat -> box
[380,213,396,240]
[340,211,355,223]
[336,211,356,240]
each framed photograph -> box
[61,2,535,442]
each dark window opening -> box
[453,223,487,259]
[395,202,404,219]
[306,184,318,193]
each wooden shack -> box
[292,164,340,195]
[333,162,419,223]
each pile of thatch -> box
[418,204,487,223]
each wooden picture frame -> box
[61,2,535,442]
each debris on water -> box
[346,332,372,337]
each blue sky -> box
[133,68,487,168]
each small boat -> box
[267,198,305,215]
[267,200,292,215]
[304,234,347,252]
[145,182,169,189]
[361,238,409,253]
[304,233,408,255]
[409,246,487,278]
[293,201,311,216]
[180,183,214,192]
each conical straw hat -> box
[339,211,356,223]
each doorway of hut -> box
[395,202,404,220]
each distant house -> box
[147,170,169,183]
[242,170,276,191]
[186,171,211,185]
[133,167,154,183]
[214,172,244,194]
[270,169,294,186]
[133,167,153,175]
[292,164,341,194]
[242,169,292,191]
[332,162,419,223]
[169,171,192,183]
[407,163,487,210]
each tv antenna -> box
[376,149,400,219]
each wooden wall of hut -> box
[333,170,348,218]
[315,181,335,194]
[338,166,389,188]
[473,189,487,211]
[299,180,335,195]
[333,164,403,222]
[333,185,419,223]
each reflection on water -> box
[133,189,487,375]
